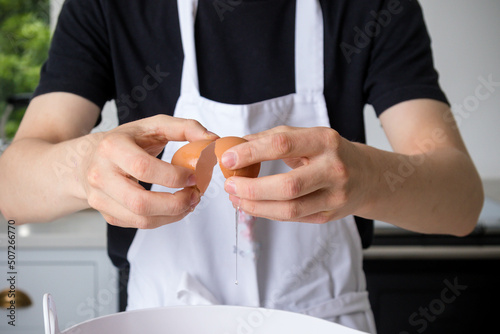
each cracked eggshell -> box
[214,137,261,179]
[171,139,217,194]
[171,137,261,196]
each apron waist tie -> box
[177,272,370,320]
[300,291,371,319]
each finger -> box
[228,188,332,222]
[247,128,309,169]
[292,211,340,224]
[224,127,337,169]
[129,115,219,143]
[90,188,195,229]
[243,125,294,141]
[224,164,327,201]
[103,135,197,188]
[93,168,201,216]
[102,207,191,229]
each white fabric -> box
[295,0,324,94]
[126,0,376,333]
[176,272,219,306]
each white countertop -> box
[363,245,500,259]
[0,209,107,248]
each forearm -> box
[354,142,484,236]
[0,135,99,223]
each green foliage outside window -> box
[0,0,50,140]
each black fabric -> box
[117,265,130,312]
[34,0,448,271]
[107,223,137,269]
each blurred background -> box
[0,0,50,143]
[0,1,499,333]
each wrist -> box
[60,132,104,203]
[349,141,381,219]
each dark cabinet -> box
[364,258,500,333]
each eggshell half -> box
[171,136,260,196]
[214,137,261,179]
[171,140,217,194]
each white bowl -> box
[43,294,367,334]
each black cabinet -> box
[364,258,500,334]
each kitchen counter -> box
[363,245,500,259]
[483,178,500,202]
[0,209,107,248]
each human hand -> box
[220,126,369,223]
[81,115,218,228]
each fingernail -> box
[190,191,200,206]
[225,180,237,195]
[205,131,219,138]
[221,152,236,168]
[186,174,196,187]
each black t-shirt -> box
[34,0,448,268]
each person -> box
[0,0,484,332]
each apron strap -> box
[295,0,325,94]
[177,0,200,97]
[177,0,325,97]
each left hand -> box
[221,126,370,223]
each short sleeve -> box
[33,0,114,109]
[364,0,449,115]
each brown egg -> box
[171,139,217,194]
[214,137,261,179]
[171,136,260,195]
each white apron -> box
[126,0,376,332]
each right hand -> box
[81,115,218,229]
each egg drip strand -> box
[235,207,239,285]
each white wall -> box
[365,0,500,179]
